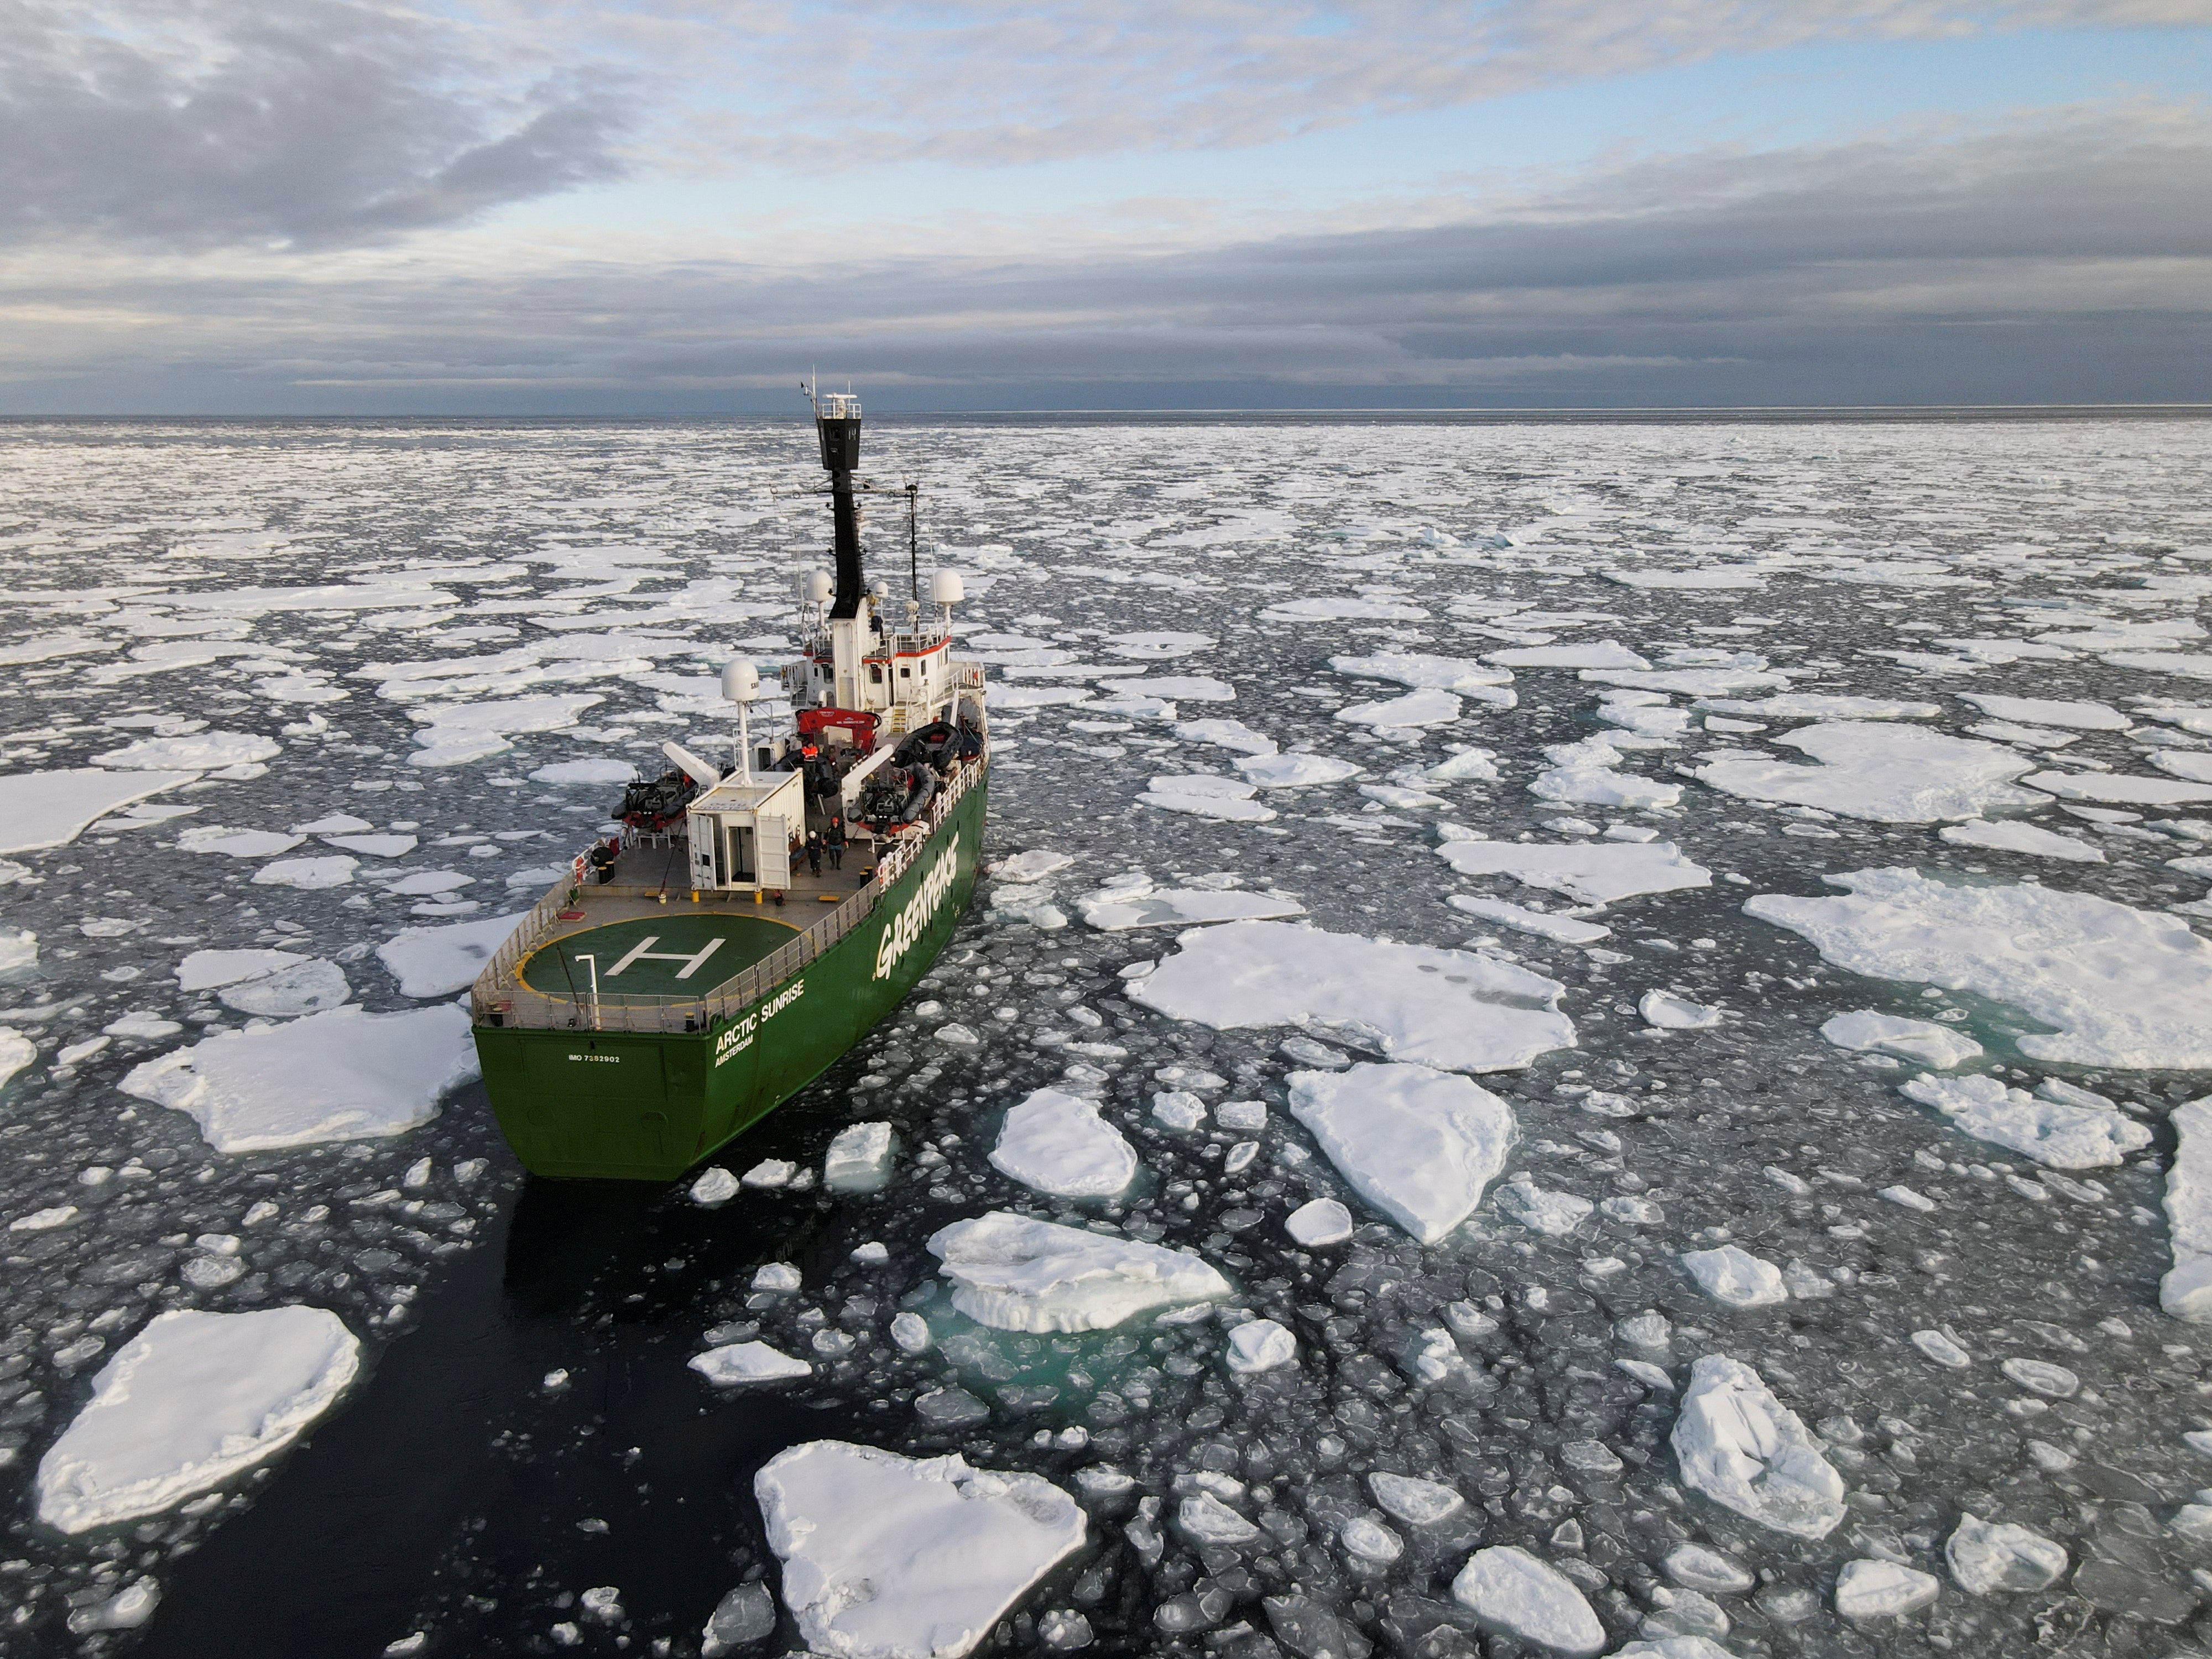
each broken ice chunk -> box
[1285,1198,1354,1247]
[1368,1471,1466,1526]
[1819,1011,1983,1070]
[1640,991,1723,1030]
[1835,1558,1940,1621]
[1493,1175,1593,1238]
[689,1342,811,1385]
[1287,1063,1515,1244]
[36,1308,359,1533]
[690,1167,738,1207]
[1224,1319,1296,1374]
[2163,1098,2212,1323]
[1151,1091,1208,1131]
[756,1441,1084,1659]
[1451,1545,1606,1657]
[989,1090,1138,1198]
[926,1212,1230,1333]
[1679,1245,1787,1309]
[1900,1073,2151,1168]
[1945,1514,2068,1594]
[742,1160,795,1189]
[1911,1330,1972,1368]
[825,1121,896,1192]
[1446,894,1610,945]
[1670,1355,1846,1538]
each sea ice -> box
[1446,895,1609,944]
[756,1441,1084,1659]
[1131,920,1575,1072]
[825,1121,896,1192]
[175,826,305,858]
[217,958,351,1016]
[988,1090,1139,1198]
[1224,1319,1297,1374]
[1700,695,1940,721]
[690,1342,811,1385]
[0,768,202,855]
[1694,723,2043,822]
[690,1167,738,1206]
[1485,641,1649,670]
[2163,1098,2212,1322]
[1493,1177,1593,1237]
[1328,653,1512,696]
[1334,688,1462,729]
[1138,775,1278,823]
[1680,1245,1788,1308]
[1077,879,1302,931]
[119,1004,478,1153]
[1234,752,1364,789]
[1945,1515,2068,1595]
[1285,1198,1354,1246]
[2020,769,2212,807]
[1747,868,2212,1068]
[1640,991,1723,1030]
[377,912,529,997]
[1171,718,1276,755]
[1287,1063,1516,1244]
[251,855,358,890]
[0,930,38,973]
[1450,1546,1606,1657]
[529,758,639,785]
[1,1029,37,1089]
[926,1213,1230,1333]
[176,948,307,992]
[1434,838,1709,905]
[322,834,418,858]
[1369,1472,1464,1526]
[36,1308,359,1533]
[93,732,280,770]
[1670,1355,1846,1538]
[1819,1011,1983,1068]
[1938,819,2103,861]
[1898,1073,2152,1168]
[1960,693,2128,731]
[1834,1559,1940,1621]
[1262,597,1427,623]
[1529,737,1681,809]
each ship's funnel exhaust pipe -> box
[811,388,864,620]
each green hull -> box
[474,780,985,1180]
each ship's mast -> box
[805,380,867,709]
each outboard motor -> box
[617,769,697,832]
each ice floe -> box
[120,1004,478,1153]
[1130,920,1575,1072]
[1938,818,2103,860]
[1436,837,1709,904]
[1138,774,1277,823]
[2162,1099,2212,1322]
[1694,722,2043,822]
[1334,688,1463,729]
[690,1342,811,1385]
[376,912,529,997]
[1446,894,1609,943]
[36,1308,359,1533]
[1234,752,1363,789]
[1747,867,2212,1068]
[1819,1010,1983,1068]
[1960,693,2128,730]
[1670,1355,1845,1538]
[1640,990,1723,1030]
[1485,641,1648,670]
[1287,1063,1516,1244]
[1493,1176,1592,1237]
[825,1121,896,1193]
[1680,1245,1787,1308]
[1224,1318,1297,1373]
[1945,1514,2068,1594]
[1899,1074,2151,1168]
[92,731,280,771]
[755,1441,1086,1659]
[2020,768,2212,807]
[1835,1559,1940,1621]
[1076,875,1302,931]
[175,826,304,858]
[252,855,358,890]
[1450,1545,1605,1656]
[1285,1198,1354,1246]
[1328,652,1514,701]
[1530,737,1681,809]
[925,1212,1230,1333]
[988,1089,1139,1198]
[0,768,202,855]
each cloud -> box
[0,0,632,250]
[2,104,2206,409]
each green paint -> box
[518,912,799,1000]
[474,779,986,1181]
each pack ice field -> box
[1,415,2211,1658]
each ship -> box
[468,388,988,1180]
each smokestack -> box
[813,392,864,619]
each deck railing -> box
[471,752,986,1036]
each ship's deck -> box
[499,832,883,1016]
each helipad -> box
[515,913,800,1001]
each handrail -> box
[471,752,986,1035]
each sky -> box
[3,0,2210,413]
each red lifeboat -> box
[796,707,880,750]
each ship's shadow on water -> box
[134,1162,874,1659]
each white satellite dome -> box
[930,570,966,606]
[722,659,760,703]
[802,569,833,604]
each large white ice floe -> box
[0,768,202,855]
[2019,768,2212,807]
[529,757,639,785]
[119,1004,478,1153]
[1449,1545,1606,1656]
[1234,752,1364,789]
[1484,640,1648,670]
[1746,867,2212,1068]
[1528,738,1681,809]
[1286,1063,1516,1244]
[1328,653,1514,701]
[1937,819,2103,861]
[1700,693,1940,721]
[1945,1514,2068,1595]
[1680,1245,1787,1308]
[1693,722,2044,822]
[1076,875,1302,931]
[1435,837,1709,905]
[988,1089,1139,1198]
[36,1308,359,1533]
[1898,1073,2150,1168]
[926,1213,1230,1333]
[92,731,280,771]
[1138,774,1277,823]
[176,947,307,992]
[689,1342,811,1385]
[407,692,604,766]
[1446,894,1609,944]
[377,911,530,997]
[1130,920,1575,1072]
[1819,1011,1982,1068]
[1261,596,1427,623]
[755,1441,1086,1659]
[1334,688,1463,729]
[2163,1098,2212,1322]
[1670,1355,1846,1538]
[1959,693,2127,731]
[175,825,304,858]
